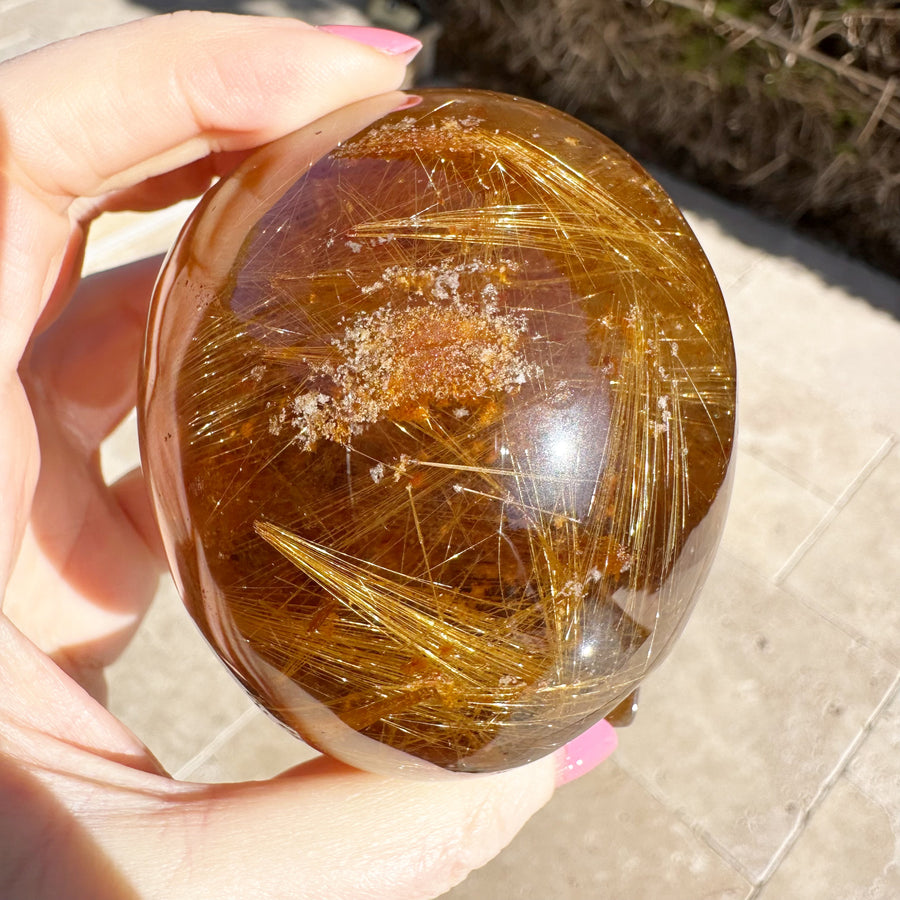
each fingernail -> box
[394,94,422,112]
[319,25,423,61]
[556,720,617,787]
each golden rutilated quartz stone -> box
[140,90,736,777]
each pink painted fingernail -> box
[319,25,423,60]
[556,720,618,787]
[394,94,422,112]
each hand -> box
[0,13,616,899]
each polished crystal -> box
[140,90,736,777]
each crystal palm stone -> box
[140,89,736,777]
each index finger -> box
[0,12,417,589]
[0,12,417,366]
[0,13,418,208]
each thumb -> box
[0,614,614,900]
[156,756,558,900]
[172,721,615,899]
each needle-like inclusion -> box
[140,90,736,777]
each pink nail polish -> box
[319,25,423,60]
[556,720,617,787]
[394,94,422,112]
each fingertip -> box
[555,719,618,787]
[2,11,417,202]
[317,24,423,62]
[188,748,558,899]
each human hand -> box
[0,13,616,899]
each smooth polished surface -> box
[139,89,735,776]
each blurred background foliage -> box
[422,0,900,276]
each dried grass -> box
[436,0,900,277]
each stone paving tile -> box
[726,254,900,434]
[756,775,900,900]
[0,0,139,61]
[613,556,898,882]
[680,211,767,295]
[846,683,900,809]
[654,173,769,294]
[442,760,752,900]
[105,575,259,775]
[720,450,832,579]
[736,357,892,504]
[178,706,321,782]
[100,408,140,485]
[82,203,195,277]
[785,443,900,668]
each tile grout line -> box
[785,582,900,671]
[716,243,769,294]
[173,706,259,781]
[842,679,900,814]
[772,434,896,586]
[737,445,834,505]
[609,755,759,886]
[749,668,900,896]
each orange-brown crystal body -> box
[140,90,736,776]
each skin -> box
[0,13,564,899]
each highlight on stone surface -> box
[139,89,737,777]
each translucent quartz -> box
[140,90,736,777]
